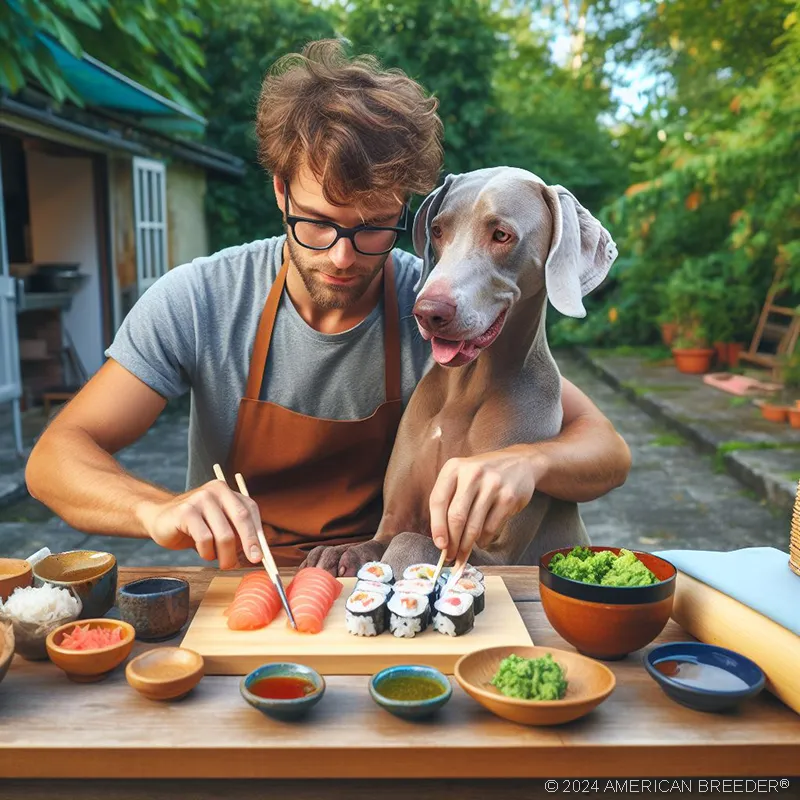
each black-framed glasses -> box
[284,183,409,256]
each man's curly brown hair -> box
[256,39,444,208]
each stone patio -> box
[0,351,792,567]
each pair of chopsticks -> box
[431,546,473,593]
[212,463,296,629]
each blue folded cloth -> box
[653,547,800,637]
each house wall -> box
[166,162,209,268]
[110,156,137,321]
[25,151,105,376]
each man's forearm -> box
[26,425,174,538]
[517,413,631,503]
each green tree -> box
[201,0,336,250]
[0,0,210,109]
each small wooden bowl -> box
[0,558,32,602]
[46,619,135,682]
[454,646,616,726]
[126,647,204,701]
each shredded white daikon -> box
[0,583,81,625]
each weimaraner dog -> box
[304,166,618,576]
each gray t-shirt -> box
[106,234,433,490]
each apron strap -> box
[244,252,403,404]
[382,257,402,404]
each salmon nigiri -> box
[286,567,343,634]
[226,572,282,630]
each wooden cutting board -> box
[671,571,800,715]
[180,576,533,675]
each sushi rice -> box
[433,592,475,637]
[357,562,394,584]
[402,563,437,582]
[387,592,430,638]
[345,590,388,637]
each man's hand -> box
[137,480,264,570]
[429,446,538,563]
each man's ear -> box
[412,173,456,292]
[541,185,618,318]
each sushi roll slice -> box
[393,579,436,609]
[357,562,394,584]
[433,592,475,637]
[451,576,485,615]
[354,579,393,598]
[402,563,437,582]
[387,592,430,638]
[345,590,388,637]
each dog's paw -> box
[381,531,441,578]
[300,543,352,575]
[337,540,388,577]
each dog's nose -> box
[414,294,457,332]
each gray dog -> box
[304,166,618,576]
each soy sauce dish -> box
[369,665,452,720]
[240,662,325,721]
[644,642,765,712]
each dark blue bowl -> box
[369,665,452,720]
[240,663,325,721]
[644,642,765,713]
[117,577,190,642]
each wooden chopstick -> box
[233,472,280,581]
[430,548,448,587]
[444,547,473,593]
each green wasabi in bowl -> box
[490,653,568,701]
[548,547,658,587]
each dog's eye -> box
[492,229,512,243]
[431,224,443,238]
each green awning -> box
[40,35,206,136]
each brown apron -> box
[227,257,404,566]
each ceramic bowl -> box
[126,647,204,701]
[240,663,325,721]
[0,620,14,686]
[455,645,616,726]
[644,642,765,712]
[117,577,190,641]
[539,547,677,660]
[369,665,452,720]
[0,558,32,602]
[33,550,117,619]
[46,618,135,682]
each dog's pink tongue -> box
[431,337,465,365]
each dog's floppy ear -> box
[541,185,618,318]
[412,173,456,292]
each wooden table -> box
[2,567,799,800]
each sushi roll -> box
[357,562,394,584]
[345,590,388,636]
[437,565,484,589]
[433,592,475,637]
[451,576,485,615]
[354,579,393,598]
[393,579,436,609]
[387,592,430,638]
[403,563,437,582]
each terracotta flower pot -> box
[727,342,743,367]
[660,322,678,347]
[788,408,800,429]
[761,403,789,424]
[672,347,715,374]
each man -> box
[25,40,631,570]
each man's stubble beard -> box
[284,231,389,310]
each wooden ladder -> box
[739,265,800,379]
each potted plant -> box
[781,355,800,428]
[671,320,716,374]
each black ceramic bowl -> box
[117,577,190,642]
[644,642,765,712]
